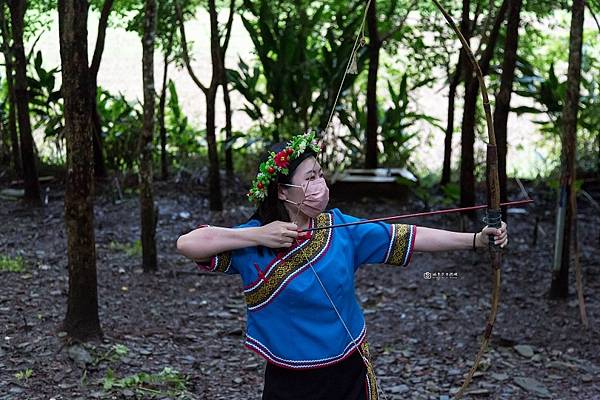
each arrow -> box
[300,198,534,233]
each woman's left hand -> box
[476,221,508,248]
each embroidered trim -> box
[244,325,367,369]
[194,224,234,273]
[384,224,416,266]
[243,217,316,291]
[244,213,333,311]
[361,341,379,400]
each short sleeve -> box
[332,208,417,269]
[193,220,260,275]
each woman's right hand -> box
[257,221,301,248]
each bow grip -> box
[484,209,502,252]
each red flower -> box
[274,151,289,168]
[286,147,293,155]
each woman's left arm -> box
[413,222,508,252]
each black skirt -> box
[261,347,378,400]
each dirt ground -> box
[1,176,599,399]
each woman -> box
[176,132,508,400]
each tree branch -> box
[585,0,600,31]
[477,0,509,72]
[221,0,236,54]
[380,0,418,44]
[175,0,208,94]
[90,0,114,79]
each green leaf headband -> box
[247,132,321,203]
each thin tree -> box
[364,0,415,169]
[59,0,102,340]
[550,0,585,300]
[365,0,380,169]
[440,0,473,187]
[440,1,494,186]
[459,0,508,210]
[176,0,235,211]
[221,0,235,177]
[139,0,158,272]
[157,30,174,180]
[8,0,40,204]
[493,0,523,221]
[0,4,21,177]
[89,0,114,179]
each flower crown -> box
[247,132,321,203]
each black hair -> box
[249,141,318,225]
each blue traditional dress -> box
[195,207,417,399]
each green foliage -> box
[28,51,64,149]
[109,239,142,257]
[102,367,189,398]
[337,73,440,169]
[98,89,143,172]
[0,254,25,272]
[162,80,206,165]
[97,80,200,174]
[229,0,367,142]
[93,344,130,367]
[513,53,600,175]
[14,368,33,382]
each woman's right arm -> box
[176,221,301,262]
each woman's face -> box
[278,156,324,210]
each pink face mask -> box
[281,177,330,218]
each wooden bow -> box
[430,1,503,398]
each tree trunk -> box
[88,0,114,179]
[458,0,474,209]
[90,84,107,178]
[550,0,585,299]
[207,0,223,210]
[139,0,158,272]
[441,0,484,188]
[0,5,21,177]
[223,75,234,177]
[158,34,172,181]
[0,105,8,164]
[58,0,102,340]
[206,84,222,210]
[460,0,508,210]
[9,0,41,204]
[176,0,226,210]
[493,0,523,222]
[440,38,469,186]
[365,0,380,169]
[87,79,107,179]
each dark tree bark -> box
[440,0,471,187]
[58,0,102,340]
[88,0,114,179]
[0,4,21,177]
[223,78,234,176]
[139,0,158,272]
[205,0,224,210]
[158,32,173,181]
[550,0,585,299]
[220,0,234,177]
[9,0,40,204]
[364,0,414,169]
[365,0,380,169]
[493,0,523,221]
[176,0,235,210]
[177,0,221,210]
[460,0,508,210]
